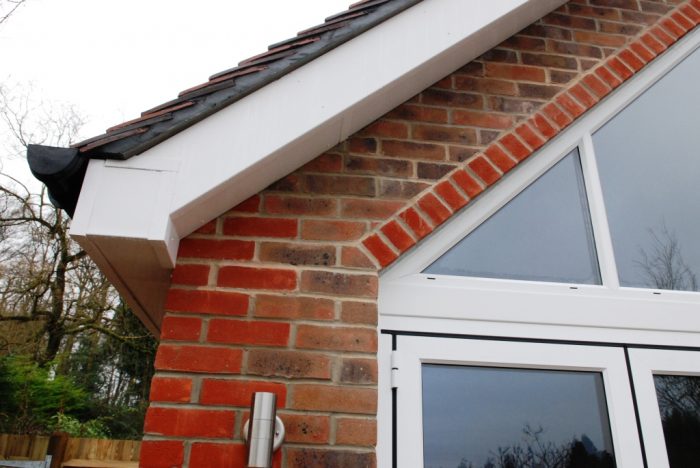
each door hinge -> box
[390,350,399,389]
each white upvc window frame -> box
[379,26,700,348]
[392,336,645,467]
[628,348,700,468]
[377,25,700,468]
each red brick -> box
[399,207,433,239]
[344,155,411,177]
[542,102,573,129]
[341,199,404,220]
[574,30,627,47]
[530,113,557,140]
[454,76,518,96]
[189,443,246,468]
[484,144,516,172]
[341,301,377,325]
[229,195,260,213]
[286,449,374,468]
[381,220,415,253]
[200,379,287,407]
[155,345,242,373]
[661,16,688,37]
[348,137,377,154]
[651,25,675,46]
[359,120,408,138]
[595,65,623,89]
[451,170,483,199]
[247,349,331,379]
[193,220,216,235]
[630,41,655,63]
[171,264,209,286]
[165,289,248,316]
[589,0,639,10]
[300,152,343,173]
[484,63,546,82]
[144,407,234,438]
[178,238,254,261]
[218,266,297,290]
[160,315,202,341]
[340,246,376,269]
[515,122,546,150]
[618,49,644,72]
[301,220,367,241]
[381,140,446,160]
[680,4,700,23]
[582,74,611,98]
[566,4,621,21]
[386,104,448,123]
[412,124,478,145]
[296,324,377,353]
[149,377,192,403]
[418,193,452,225]
[640,31,668,54]
[607,56,634,80]
[340,358,378,384]
[222,217,297,238]
[259,242,335,267]
[207,319,290,346]
[303,174,376,197]
[255,295,334,321]
[569,83,598,108]
[282,413,330,444]
[291,385,377,414]
[336,418,377,447]
[139,440,184,468]
[263,195,337,216]
[468,156,501,185]
[363,234,397,268]
[421,88,483,108]
[556,93,586,118]
[300,271,377,298]
[452,110,514,130]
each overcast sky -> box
[0,0,350,182]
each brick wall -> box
[140,1,700,466]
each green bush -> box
[0,354,87,434]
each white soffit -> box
[70,0,566,330]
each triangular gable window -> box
[424,148,601,285]
[416,43,700,293]
[592,44,700,292]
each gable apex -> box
[66,0,566,331]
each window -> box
[378,25,700,468]
[425,149,600,285]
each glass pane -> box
[422,365,616,468]
[593,47,700,291]
[653,375,700,467]
[424,149,601,284]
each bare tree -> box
[636,225,698,292]
[0,0,26,26]
[0,84,152,364]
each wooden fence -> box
[0,434,139,468]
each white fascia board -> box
[70,0,565,329]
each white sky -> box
[0,0,351,182]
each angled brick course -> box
[143,2,699,466]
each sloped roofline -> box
[44,0,566,333]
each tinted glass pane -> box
[424,149,601,284]
[422,365,616,468]
[654,375,700,467]
[593,47,700,291]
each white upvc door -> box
[628,348,700,468]
[393,336,644,468]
